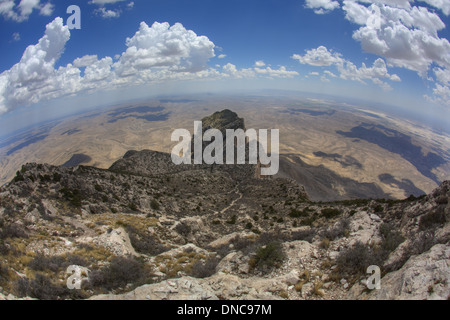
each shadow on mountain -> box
[277,154,390,201]
[107,106,170,123]
[6,134,48,156]
[313,151,363,169]
[378,173,425,197]
[281,108,336,117]
[62,154,92,167]
[337,123,445,184]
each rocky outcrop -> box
[350,244,450,300]
[92,227,138,257]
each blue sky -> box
[0,0,449,135]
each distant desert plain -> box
[0,94,449,201]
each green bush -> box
[175,222,191,236]
[249,241,286,273]
[419,209,446,231]
[289,208,309,218]
[373,204,384,213]
[150,199,160,210]
[126,225,168,256]
[28,255,65,272]
[336,241,383,276]
[321,208,341,218]
[0,223,28,239]
[379,222,404,252]
[89,256,148,291]
[291,229,315,243]
[14,274,69,300]
[190,257,219,278]
[226,215,237,225]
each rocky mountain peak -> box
[201,109,245,133]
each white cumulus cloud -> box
[0,17,303,116]
[254,60,266,67]
[95,7,121,18]
[292,45,400,90]
[419,0,450,15]
[305,0,340,14]
[0,0,54,22]
[307,0,450,105]
[114,21,216,75]
[0,17,70,112]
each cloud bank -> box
[0,18,298,115]
[305,0,450,105]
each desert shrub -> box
[436,196,448,205]
[289,208,310,218]
[0,240,11,255]
[249,241,286,273]
[175,222,191,237]
[322,218,350,241]
[28,255,65,272]
[373,204,384,213]
[126,225,168,256]
[128,202,138,212]
[385,231,437,273]
[419,209,446,231]
[30,273,69,300]
[190,257,219,278]
[335,241,383,277]
[321,208,342,218]
[410,231,436,256]
[66,254,89,267]
[300,216,316,226]
[89,256,147,291]
[319,238,330,249]
[14,277,31,298]
[0,262,8,280]
[60,187,82,207]
[150,199,160,210]
[226,215,237,224]
[291,228,315,243]
[0,223,28,239]
[15,274,69,300]
[379,222,404,252]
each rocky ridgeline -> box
[0,110,448,300]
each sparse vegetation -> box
[14,273,71,300]
[321,208,342,218]
[291,228,315,243]
[419,209,446,231]
[126,225,168,256]
[175,222,191,237]
[249,241,286,273]
[150,199,160,210]
[190,257,219,278]
[89,256,151,292]
[0,223,28,239]
[335,241,384,280]
[379,222,404,252]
